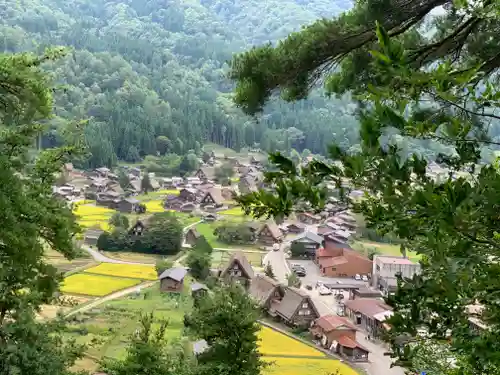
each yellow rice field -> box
[73,204,115,216]
[258,326,326,357]
[262,356,359,375]
[219,206,245,216]
[61,273,141,296]
[84,263,157,280]
[77,219,110,231]
[144,200,164,213]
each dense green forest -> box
[0,0,360,169]
[3,0,499,170]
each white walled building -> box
[371,255,421,295]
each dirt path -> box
[65,280,157,318]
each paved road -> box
[263,226,405,375]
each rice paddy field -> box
[83,263,157,280]
[219,206,246,216]
[61,273,141,296]
[258,326,325,357]
[73,203,115,231]
[258,326,359,375]
[263,357,359,375]
[144,200,164,212]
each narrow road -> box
[263,225,405,375]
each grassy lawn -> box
[195,221,260,249]
[351,240,421,261]
[68,284,192,372]
[211,249,265,268]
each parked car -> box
[290,264,301,270]
[355,274,361,280]
[362,275,369,282]
[294,267,307,277]
[319,286,332,295]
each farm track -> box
[64,280,158,318]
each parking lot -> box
[287,259,368,308]
[287,259,367,287]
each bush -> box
[155,259,174,276]
[214,223,255,245]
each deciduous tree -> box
[231,3,500,372]
[0,49,85,374]
[109,212,130,229]
[184,284,266,375]
[101,313,195,375]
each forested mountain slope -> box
[0,0,357,168]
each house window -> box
[376,265,381,271]
[331,267,336,271]
[231,269,241,277]
[302,303,308,308]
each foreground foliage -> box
[1,0,358,168]
[185,284,266,375]
[231,0,500,373]
[0,50,84,373]
[101,312,195,375]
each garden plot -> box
[83,263,157,280]
[61,273,141,296]
[67,285,192,372]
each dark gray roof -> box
[249,275,282,306]
[191,282,208,292]
[292,231,324,244]
[275,287,319,320]
[220,252,254,279]
[158,267,187,282]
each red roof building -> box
[310,314,369,362]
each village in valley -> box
[46,146,483,375]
